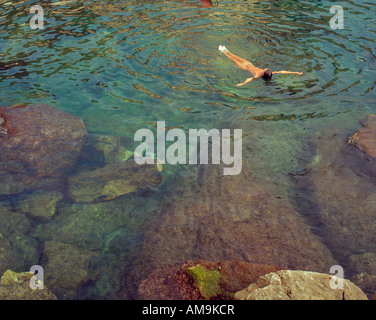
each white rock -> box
[234,270,368,300]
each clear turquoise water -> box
[0,0,375,299]
[1,0,374,179]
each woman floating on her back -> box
[219,45,303,86]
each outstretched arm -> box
[272,71,303,75]
[237,77,254,87]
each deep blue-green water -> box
[0,0,375,299]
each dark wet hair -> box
[262,68,273,80]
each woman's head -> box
[262,68,273,80]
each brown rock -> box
[0,104,87,194]
[234,270,368,300]
[142,166,334,269]
[138,262,203,300]
[138,260,282,300]
[348,114,376,158]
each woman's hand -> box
[237,77,254,86]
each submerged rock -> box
[33,192,161,299]
[0,201,39,275]
[291,127,376,298]
[41,240,98,299]
[0,201,33,236]
[234,270,368,300]
[0,270,57,300]
[119,164,336,299]
[12,190,63,220]
[138,260,282,300]
[348,114,376,158]
[0,237,19,275]
[79,133,134,166]
[67,160,162,203]
[348,253,376,298]
[0,104,88,195]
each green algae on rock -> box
[0,270,57,300]
[186,264,222,299]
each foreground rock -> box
[138,260,282,300]
[348,114,376,158]
[67,159,162,203]
[0,270,57,300]
[0,104,87,195]
[234,270,368,300]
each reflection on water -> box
[0,0,375,299]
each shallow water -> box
[0,0,375,299]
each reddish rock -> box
[348,114,376,158]
[0,104,88,194]
[138,260,283,300]
[138,262,203,300]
